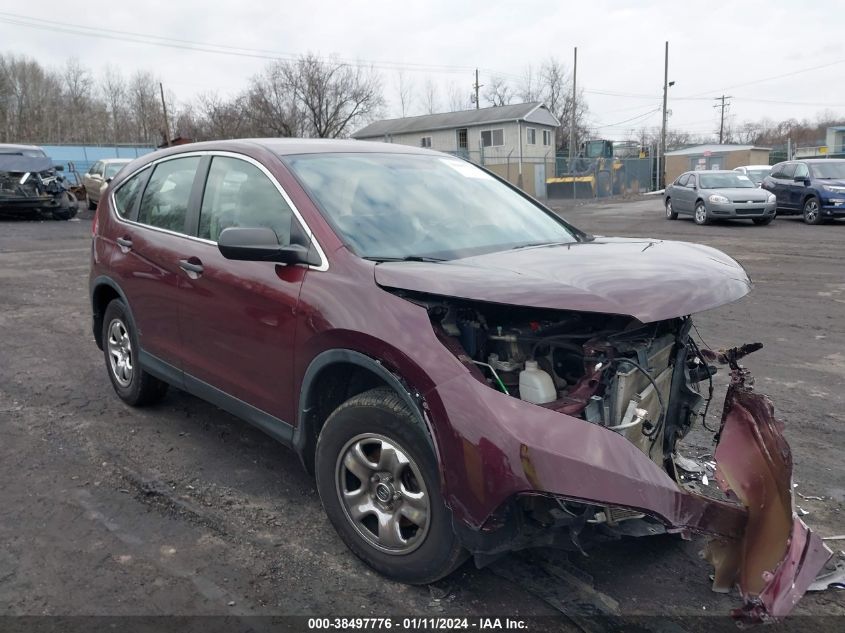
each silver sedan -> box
[664,170,777,225]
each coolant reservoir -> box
[519,361,557,404]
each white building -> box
[352,102,560,196]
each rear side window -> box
[198,156,293,245]
[112,168,148,218]
[137,157,200,233]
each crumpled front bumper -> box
[703,360,832,623]
[428,347,831,623]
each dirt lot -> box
[1,200,843,631]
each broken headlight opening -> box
[397,291,832,624]
[0,155,78,220]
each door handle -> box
[116,236,133,249]
[178,258,204,276]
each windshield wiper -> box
[510,240,577,250]
[364,255,448,263]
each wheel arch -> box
[90,276,134,350]
[294,349,440,475]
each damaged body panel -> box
[0,145,78,220]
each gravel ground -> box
[0,200,842,631]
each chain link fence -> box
[446,149,656,200]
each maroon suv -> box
[90,139,830,622]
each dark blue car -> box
[761,159,845,224]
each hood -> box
[0,154,53,174]
[374,238,751,323]
[815,178,845,187]
[709,188,770,201]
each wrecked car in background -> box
[0,144,79,220]
[89,139,832,624]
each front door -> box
[788,162,810,209]
[178,155,306,423]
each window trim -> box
[109,150,329,272]
[480,128,505,148]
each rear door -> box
[672,174,691,212]
[107,155,202,374]
[177,154,309,423]
[773,163,797,209]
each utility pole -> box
[569,46,577,162]
[714,95,732,144]
[159,82,171,147]
[660,41,669,189]
[473,69,482,110]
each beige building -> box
[352,102,559,196]
[665,144,771,184]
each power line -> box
[0,11,497,77]
[593,107,661,129]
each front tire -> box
[665,199,678,220]
[694,201,710,225]
[102,299,168,406]
[315,387,466,584]
[803,196,823,225]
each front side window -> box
[481,129,504,148]
[527,128,536,145]
[198,156,293,244]
[781,163,797,179]
[793,163,809,180]
[112,168,148,218]
[137,156,200,233]
[285,152,580,261]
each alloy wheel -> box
[107,318,133,387]
[804,199,820,224]
[695,204,708,224]
[335,433,430,555]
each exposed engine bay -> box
[0,151,78,220]
[425,298,711,470]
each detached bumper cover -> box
[430,345,831,623]
[704,357,832,623]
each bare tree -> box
[422,78,439,114]
[101,66,129,144]
[283,54,384,138]
[447,81,468,112]
[517,64,541,102]
[484,76,512,107]
[540,58,589,151]
[395,70,413,117]
[244,62,302,137]
[128,71,161,144]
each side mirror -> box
[54,164,64,171]
[793,175,807,182]
[218,226,319,266]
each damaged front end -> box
[0,152,78,220]
[402,294,831,623]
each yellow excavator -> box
[547,140,648,199]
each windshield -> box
[699,173,754,189]
[285,153,580,260]
[810,162,845,179]
[105,163,127,178]
[746,168,770,182]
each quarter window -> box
[481,129,504,148]
[137,156,200,233]
[112,168,148,219]
[526,128,536,145]
[198,156,294,245]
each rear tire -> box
[315,387,466,584]
[665,199,678,220]
[102,299,168,406]
[752,216,774,226]
[694,201,710,225]
[803,196,823,225]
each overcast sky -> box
[3,1,845,139]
